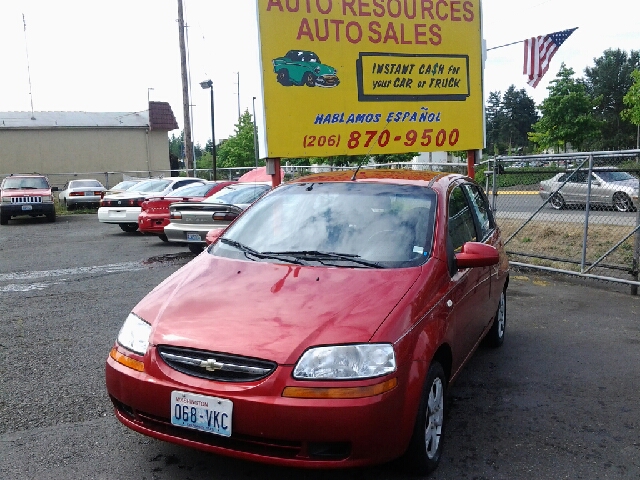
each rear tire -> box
[119,223,138,233]
[402,361,446,475]
[484,289,506,348]
[188,243,204,254]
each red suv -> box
[0,174,58,225]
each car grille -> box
[11,196,42,203]
[157,345,277,382]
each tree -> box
[484,87,538,156]
[621,69,640,149]
[530,64,601,152]
[485,90,506,155]
[216,110,259,168]
[584,49,640,149]
[169,132,184,160]
[501,86,538,154]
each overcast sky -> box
[1,0,639,149]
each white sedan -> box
[58,179,106,210]
[98,177,205,232]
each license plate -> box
[171,391,233,437]
[108,210,126,218]
[22,205,33,211]
[186,232,201,242]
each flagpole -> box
[486,40,524,51]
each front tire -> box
[402,361,446,475]
[46,212,56,223]
[613,192,633,212]
[119,223,138,233]
[484,289,506,348]
[0,214,9,225]
[158,234,169,243]
[303,71,316,87]
[549,192,565,210]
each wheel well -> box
[431,344,453,382]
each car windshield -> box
[204,184,270,205]
[2,177,49,189]
[596,171,637,182]
[168,183,213,197]
[70,180,102,188]
[211,182,436,269]
[111,180,141,191]
[133,179,172,193]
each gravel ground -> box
[1,214,639,479]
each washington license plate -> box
[22,205,33,211]
[186,232,201,242]
[171,391,233,437]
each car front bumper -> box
[98,207,141,224]
[106,346,418,468]
[1,202,55,218]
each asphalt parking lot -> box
[1,214,639,479]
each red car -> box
[138,181,234,241]
[106,169,509,475]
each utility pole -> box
[235,72,241,120]
[177,0,194,175]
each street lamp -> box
[200,80,217,181]
[252,96,259,168]
[147,87,154,105]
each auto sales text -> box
[264,0,477,45]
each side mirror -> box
[51,186,59,192]
[205,227,226,246]
[455,242,499,269]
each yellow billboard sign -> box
[256,0,484,158]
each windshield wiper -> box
[220,238,305,265]
[261,250,382,268]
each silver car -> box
[164,183,271,253]
[58,179,106,210]
[539,168,639,212]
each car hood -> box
[135,254,420,364]
[2,188,51,197]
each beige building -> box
[0,102,179,187]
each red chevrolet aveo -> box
[105,169,509,475]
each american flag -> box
[523,28,577,88]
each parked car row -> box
[96,176,272,253]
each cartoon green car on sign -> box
[273,50,340,88]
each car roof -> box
[292,169,458,186]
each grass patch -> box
[499,218,637,271]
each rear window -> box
[70,180,103,188]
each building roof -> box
[149,101,179,131]
[0,102,178,132]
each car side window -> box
[448,186,477,252]
[461,184,495,241]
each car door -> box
[461,183,498,335]
[444,184,484,370]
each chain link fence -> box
[483,151,640,292]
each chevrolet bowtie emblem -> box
[200,359,224,371]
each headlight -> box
[42,195,53,202]
[293,344,396,380]
[117,313,152,355]
[1,196,10,203]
